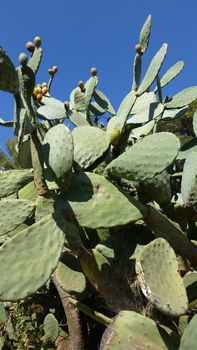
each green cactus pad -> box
[137,43,168,96]
[85,76,98,109]
[105,132,180,182]
[0,48,18,94]
[72,89,86,111]
[0,199,35,235]
[72,126,109,170]
[43,124,74,180]
[183,272,197,302]
[100,310,176,350]
[129,120,155,140]
[181,152,197,206]
[179,315,197,350]
[89,101,106,116]
[128,92,164,124]
[139,15,152,53]
[139,170,172,205]
[67,110,90,126]
[27,47,42,74]
[38,96,66,120]
[116,90,136,130]
[55,251,88,299]
[162,106,188,121]
[145,205,197,265]
[0,214,66,301]
[18,136,32,168]
[177,138,197,160]
[136,238,188,316]
[155,61,184,91]
[164,86,197,109]
[0,169,33,199]
[192,110,197,137]
[42,313,59,344]
[0,118,13,127]
[93,89,116,115]
[18,181,37,202]
[132,53,142,91]
[55,172,146,228]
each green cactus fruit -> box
[100,310,176,350]
[179,315,197,350]
[55,172,147,229]
[181,152,197,206]
[105,132,180,182]
[38,96,66,120]
[93,89,116,115]
[42,313,59,345]
[108,128,121,146]
[0,48,19,94]
[139,15,152,53]
[0,214,66,301]
[19,53,28,66]
[55,251,88,299]
[137,43,168,96]
[0,199,35,235]
[145,205,197,265]
[72,126,109,170]
[0,169,33,199]
[164,86,197,109]
[136,238,188,317]
[43,124,74,188]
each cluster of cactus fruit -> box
[0,15,197,349]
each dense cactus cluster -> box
[0,15,197,349]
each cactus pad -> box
[137,43,168,96]
[181,152,197,206]
[55,172,146,228]
[0,169,33,199]
[136,238,188,316]
[0,199,35,235]
[105,132,180,182]
[93,89,115,115]
[164,86,197,109]
[100,310,175,350]
[0,214,66,301]
[42,313,59,345]
[155,61,184,90]
[38,96,66,120]
[179,315,197,350]
[0,48,18,94]
[72,126,109,169]
[139,15,151,53]
[27,47,42,74]
[43,124,74,181]
[55,251,88,299]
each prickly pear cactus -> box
[0,14,196,349]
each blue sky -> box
[0,0,197,151]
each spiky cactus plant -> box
[0,16,197,349]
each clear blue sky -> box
[0,0,197,151]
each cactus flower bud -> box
[78,80,85,90]
[26,41,35,53]
[19,53,28,66]
[135,43,142,54]
[34,36,41,48]
[52,65,58,73]
[91,67,97,76]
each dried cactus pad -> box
[55,172,146,228]
[136,238,188,317]
[0,214,66,301]
[72,126,110,169]
[100,310,175,350]
[105,132,180,182]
